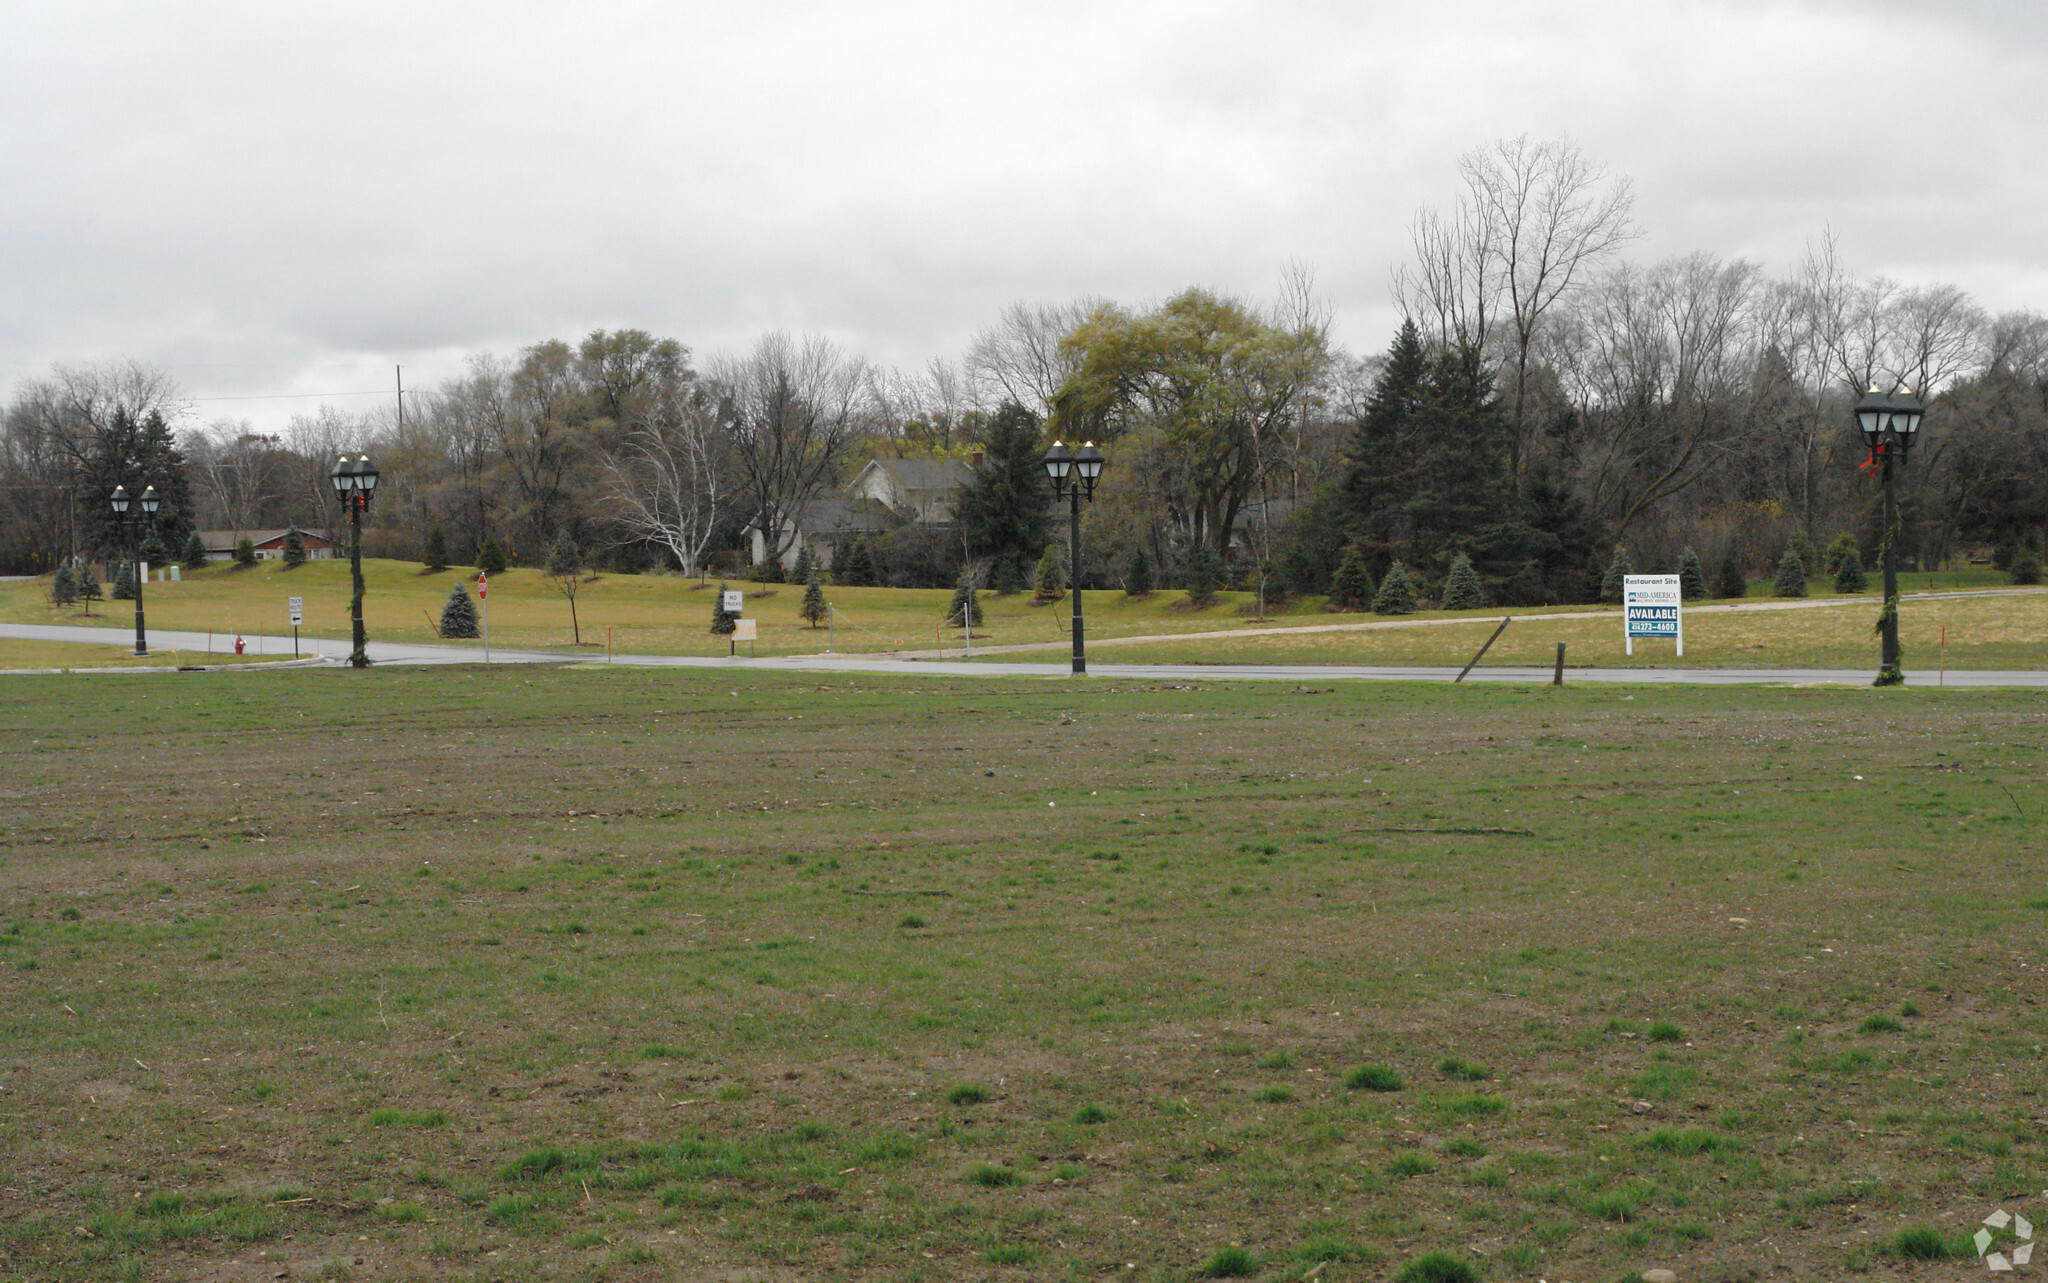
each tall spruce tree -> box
[1600,545,1632,604]
[281,527,307,568]
[51,566,77,607]
[953,403,1050,578]
[478,532,509,575]
[792,543,816,586]
[438,583,481,638]
[710,581,738,635]
[1184,540,1221,605]
[1033,544,1065,603]
[1125,547,1153,597]
[800,567,829,627]
[1716,550,1748,599]
[1330,546,1375,610]
[1440,552,1486,610]
[423,525,449,572]
[1773,550,1808,598]
[235,536,257,567]
[111,560,136,600]
[945,574,983,629]
[1372,560,1417,615]
[1834,552,1868,593]
[183,531,209,570]
[1677,547,1707,600]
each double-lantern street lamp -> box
[107,483,160,657]
[1041,440,1107,675]
[1855,387,1923,687]
[330,453,381,668]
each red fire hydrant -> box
[234,635,246,655]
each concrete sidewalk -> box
[3,622,2042,686]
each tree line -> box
[5,135,2044,599]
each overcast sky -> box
[4,0,2044,435]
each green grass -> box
[4,558,2042,668]
[0,666,2041,1280]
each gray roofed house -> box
[746,457,979,571]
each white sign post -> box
[288,595,303,657]
[1623,574,1683,657]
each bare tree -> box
[1551,252,1763,535]
[713,332,870,566]
[1397,135,1638,475]
[964,298,1103,417]
[599,373,729,577]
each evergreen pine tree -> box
[1372,560,1417,615]
[1330,546,1375,610]
[1834,552,1868,593]
[477,532,508,576]
[77,565,101,612]
[953,402,1051,571]
[1282,542,1321,597]
[1440,552,1486,610]
[1033,544,1066,603]
[1184,540,1220,606]
[282,526,307,568]
[1773,550,1808,598]
[438,583,481,638]
[1125,547,1153,597]
[423,525,449,572]
[1600,545,1632,604]
[2012,546,2043,586]
[1677,547,1707,600]
[945,574,983,629]
[792,543,816,586]
[1582,548,1607,604]
[236,536,257,567]
[800,567,829,627]
[840,538,875,587]
[1786,530,1819,577]
[183,531,209,569]
[993,558,1024,596]
[51,565,77,607]
[112,561,137,600]
[710,581,738,635]
[1715,550,1748,599]
[1823,532,1860,579]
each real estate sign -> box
[1622,574,1683,657]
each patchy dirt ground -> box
[1,668,2043,1281]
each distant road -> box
[2,622,2042,686]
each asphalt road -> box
[3,622,2042,686]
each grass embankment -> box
[0,562,2039,668]
[0,668,2041,1280]
[0,639,302,671]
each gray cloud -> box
[4,0,2044,431]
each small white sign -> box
[1622,574,1683,656]
[721,590,743,614]
[733,618,757,641]
[288,595,304,626]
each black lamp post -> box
[108,483,160,656]
[329,453,381,668]
[1855,387,1924,687]
[1042,440,1107,674]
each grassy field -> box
[1,561,2038,669]
[0,639,302,671]
[1,667,2042,1281]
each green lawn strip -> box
[0,670,2039,1279]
